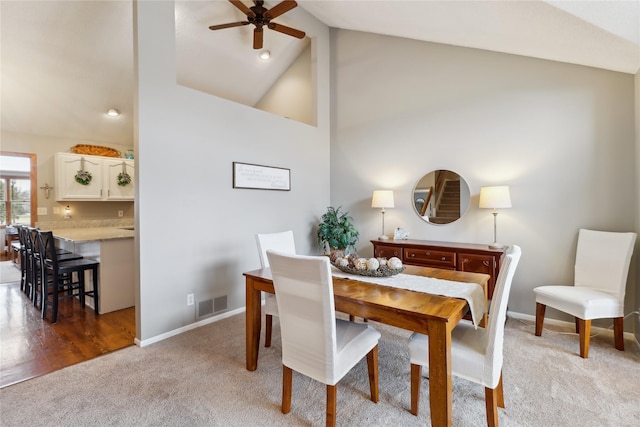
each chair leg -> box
[265,314,273,347]
[613,317,625,351]
[410,363,421,416]
[496,371,505,408]
[366,345,379,403]
[485,386,500,427]
[577,318,591,358]
[282,365,292,414]
[326,384,337,427]
[575,317,580,334]
[535,303,545,336]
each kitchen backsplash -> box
[36,218,134,230]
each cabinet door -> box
[104,159,135,200]
[373,244,403,259]
[459,252,497,299]
[55,153,103,200]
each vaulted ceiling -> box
[1,1,638,145]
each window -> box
[0,153,37,227]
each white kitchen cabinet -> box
[103,158,135,200]
[55,153,134,201]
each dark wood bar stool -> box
[38,231,99,323]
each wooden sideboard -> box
[371,239,506,299]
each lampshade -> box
[479,186,512,209]
[372,190,394,208]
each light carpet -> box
[0,261,21,284]
[0,313,638,426]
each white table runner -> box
[331,266,485,328]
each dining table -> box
[243,264,490,427]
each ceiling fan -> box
[209,0,306,50]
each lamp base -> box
[378,235,389,240]
[488,242,505,249]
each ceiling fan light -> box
[107,108,120,117]
[259,50,271,60]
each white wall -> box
[330,30,638,329]
[134,1,330,340]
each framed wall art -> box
[232,162,291,191]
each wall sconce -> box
[479,186,511,249]
[64,205,71,219]
[372,190,394,240]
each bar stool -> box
[38,231,99,323]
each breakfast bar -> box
[52,227,135,314]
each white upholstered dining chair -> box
[255,230,296,347]
[408,245,521,427]
[533,229,636,358]
[266,250,381,427]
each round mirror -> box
[412,170,471,224]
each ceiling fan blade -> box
[264,0,297,20]
[228,0,255,17]
[208,21,250,31]
[268,22,305,39]
[253,28,264,49]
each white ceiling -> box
[1,0,639,146]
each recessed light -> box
[107,108,120,117]
[259,50,271,60]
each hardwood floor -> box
[1,276,135,388]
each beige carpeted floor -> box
[1,312,638,426]
[0,261,21,284]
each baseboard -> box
[134,306,246,347]
[507,310,640,351]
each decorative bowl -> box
[332,262,405,277]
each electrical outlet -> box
[187,293,194,306]
[118,210,124,217]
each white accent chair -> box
[266,250,381,427]
[533,229,636,358]
[255,230,296,347]
[408,245,521,427]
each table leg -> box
[428,321,453,427]
[245,277,262,371]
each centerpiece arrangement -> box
[330,251,405,277]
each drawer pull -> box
[410,253,415,257]
[483,261,490,267]
[426,251,431,256]
[441,257,446,261]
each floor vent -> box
[214,295,227,313]
[198,299,214,319]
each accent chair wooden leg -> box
[485,386,500,427]
[535,303,546,336]
[410,363,421,416]
[265,314,273,347]
[577,318,591,358]
[326,384,337,427]
[366,345,379,403]
[282,365,292,414]
[496,371,505,408]
[349,315,355,322]
[613,317,625,351]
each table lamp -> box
[479,186,511,249]
[372,190,394,240]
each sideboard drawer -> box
[404,248,456,268]
[374,245,403,259]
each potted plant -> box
[317,206,359,253]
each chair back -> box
[255,230,296,268]
[484,245,521,388]
[574,229,636,300]
[267,250,338,384]
[36,230,59,274]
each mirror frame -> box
[412,169,470,225]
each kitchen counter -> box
[53,227,135,314]
[52,227,134,243]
